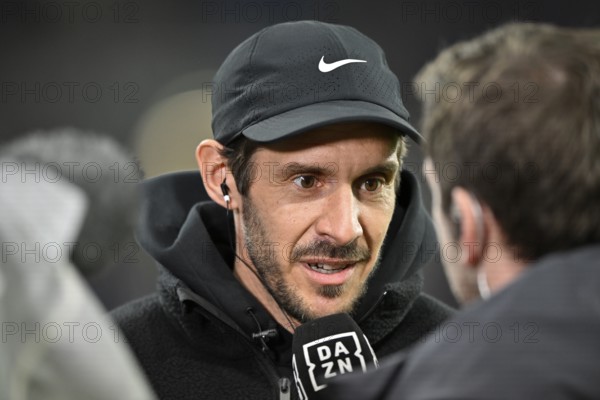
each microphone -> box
[292,313,378,399]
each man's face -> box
[239,122,400,322]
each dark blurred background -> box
[2,0,598,310]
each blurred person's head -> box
[415,23,600,303]
[1,128,142,274]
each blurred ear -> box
[451,187,485,267]
[195,139,241,210]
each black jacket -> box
[326,245,600,400]
[112,170,452,399]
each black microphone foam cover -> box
[292,313,378,399]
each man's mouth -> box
[306,263,354,274]
[300,259,360,286]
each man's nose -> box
[314,185,363,246]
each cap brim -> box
[241,100,423,144]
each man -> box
[325,22,600,399]
[112,21,452,399]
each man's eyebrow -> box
[280,160,399,179]
[360,160,400,178]
[280,162,336,179]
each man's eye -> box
[361,178,383,192]
[293,175,317,189]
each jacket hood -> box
[136,169,437,342]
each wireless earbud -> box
[220,179,230,205]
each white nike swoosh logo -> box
[318,56,367,73]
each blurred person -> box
[0,129,156,399]
[0,129,142,275]
[112,20,453,399]
[324,22,600,399]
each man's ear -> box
[195,139,241,210]
[451,187,485,267]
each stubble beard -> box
[241,195,378,323]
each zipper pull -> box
[358,290,388,324]
[278,377,291,400]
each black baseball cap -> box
[211,20,422,145]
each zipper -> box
[278,377,291,400]
[177,286,292,399]
[358,290,388,324]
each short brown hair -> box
[416,22,600,260]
